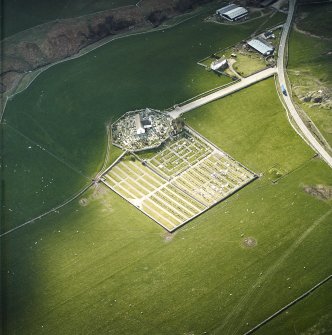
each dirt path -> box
[212,207,332,334]
[293,23,332,41]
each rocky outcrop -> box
[1,0,213,95]
[298,89,332,109]
[0,6,143,94]
[304,184,332,200]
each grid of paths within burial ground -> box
[102,129,257,231]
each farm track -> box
[243,273,332,335]
[168,67,277,119]
[212,208,332,334]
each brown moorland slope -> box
[0,0,212,95]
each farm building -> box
[216,4,248,21]
[216,4,237,16]
[210,58,228,71]
[247,38,275,56]
[135,114,145,134]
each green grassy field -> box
[2,6,332,334]
[256,279,332,334]
[253,11,287,33]
[296,3,332,38]
[2,77,332,334]
[231,53,266,77]
[1,0,137,38]
[185,79,314,173]
[1,124,91,234]
[3,11,271,231]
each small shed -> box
[210,58,228,71]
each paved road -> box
[277,0,332,168]
[168,0,332,168]
[168,67,277,119]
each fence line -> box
[0,182,93,238]
[165,79,241,113]
[243,274,332,335]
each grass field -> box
[199,48,267,78]
[1,124,91,234]
[256,279,332,334]
[1,0,137,38]
[232,53,267,77]
[2,5,332,334]
[296,3,332,38]
[185,79,314,173]
[3,10,272,231]
[253,11,286,33]
[2,76,332,334]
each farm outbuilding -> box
[223,7,248,21]
[216,4,237,16]
[210,58,228,71]
[247,38,275,56]
[216,4,248,21]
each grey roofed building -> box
[247,38,275,56]
[216,4,237,16]
[222,6,248,21]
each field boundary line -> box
[0,182,93,237]
[0,8,203,122]
[101,179,175,231]
[99,123,112,174]
[166,79,241,113]
[5,123,90,179]
[214,207,332,334]
[100,151,127,176]
[243,274,332,335]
